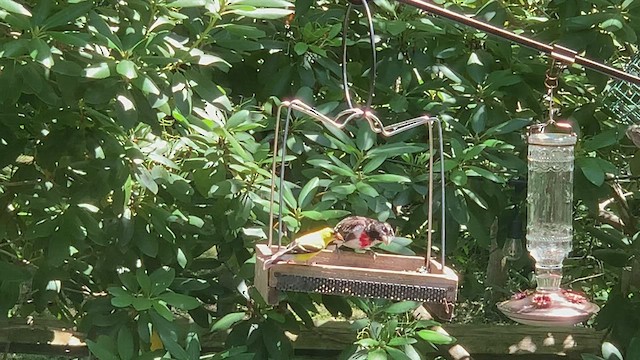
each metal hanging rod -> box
[355,0,640,85]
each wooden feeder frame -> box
[254,0,458,317]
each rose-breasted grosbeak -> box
[263,227,337,269]
[333,216,395,251]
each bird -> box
[333,216,395,251]
[627,124,640,148]
[263,227,337,269]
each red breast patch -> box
[359,232,372,248]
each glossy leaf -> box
[384,346,413,360]
[158,292,200,310]
[212,312,246,332]
[0,0,31,16]
[416,329,456,345]
[384,301,420,314]
[367,348,387,360]
[117,326,134,360]
[116,60,138,80]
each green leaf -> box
[627,337,640,360]
[294,42,308,55]
[450,169,467,186]
[228,7,294,19]
[172,72,192,116]
[356,338,380,348]
[582,128,622,151]
[416,329,456,345]
[232,0,293,6]
[484,118,530,136]
[117,326,134,360]
[402,344,421,360]
[465,166,505,183]
[111,294,134,308]
[42,2,92,29]
[301,209,350,220]
[153,301,174,322]
[131,297,153,311]
[387,338,417,347]
[599,18,623,32]
[212,312,246,332]
[367,143,425,158]
[307,159,356,177]
[165,0,206,7]
[150,267,176,296]
[446,187,469,225]
[298,177,320,209]
[0,0,31,16]
[581,355,605,360]
[461,188,488,210]
[601,342,623,360]
[134,166,159,194]
[384,301,420,314]
[116,60,137,79]
[367,174,411,183]
[177,248,188,269]
[363,156,386,174]
[355,182,379,197]
[356,124,376,151]
[137,269,152,295]
[470,104,487,134]
[86,338,118,360]
[30,38,53,68]
[0,261,32,282]
[386,20,407,36]
[332,184,356,195]
[322,295,352,318]
[367,349,387,360]
[158,292,200,310]
[466,52,486,84]
[593,249,630,267]
[578,158,605,186]
[83,62,111,79]
[386,346,413,360]
[88,11,123,51]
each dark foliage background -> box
[0,0,639,358]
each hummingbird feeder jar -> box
[498,126,599,326]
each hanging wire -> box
[437,120,446,268]
[342,0,378,109]
[425,122,434,268]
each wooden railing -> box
[0,310,603,359]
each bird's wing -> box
[335,217,367,242]
[290,235,326,253]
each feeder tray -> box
[255,244,457,316]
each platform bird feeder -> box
[253,101,458,315]
[253,0,458,317]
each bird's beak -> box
[382,235,393,246]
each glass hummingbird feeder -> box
[498,65,599,326]
[253,0,458,317]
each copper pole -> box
[393,0,640,85]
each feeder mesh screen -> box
[274,273,449,303]
[606,57,640,124]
